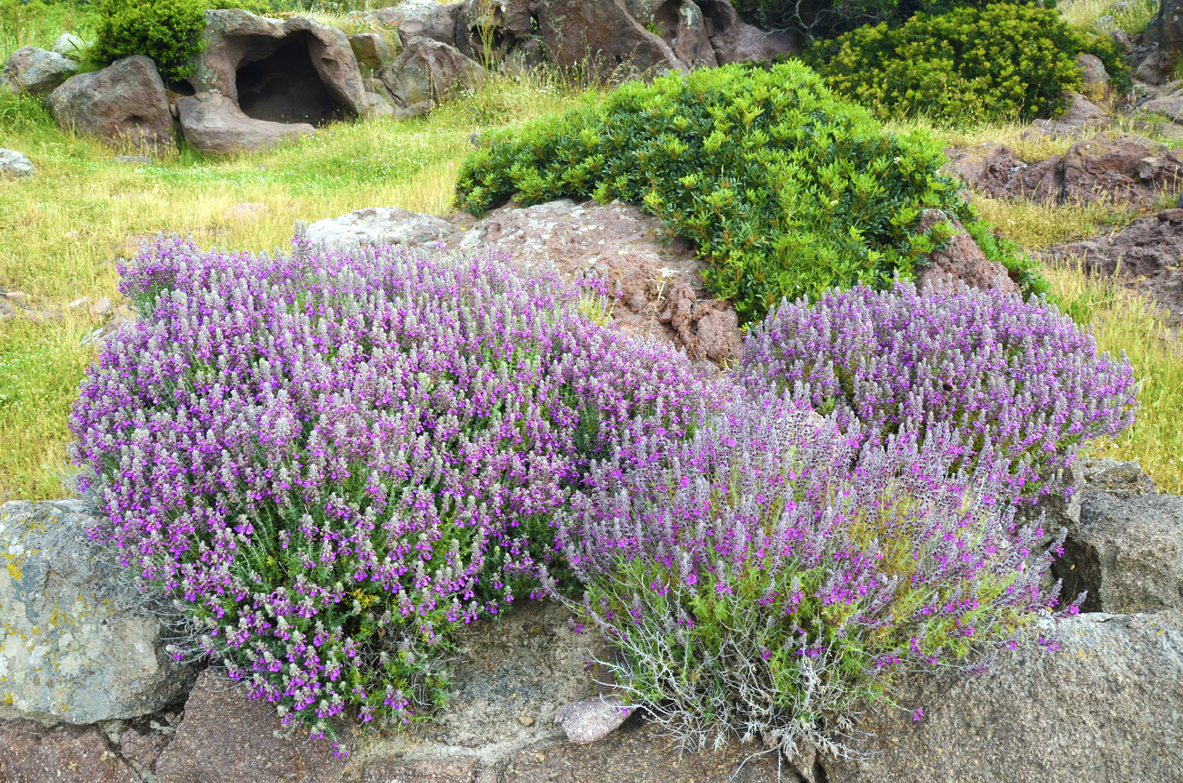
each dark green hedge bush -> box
[454,62,1039,323]
[807,3,1131,124]
[731,0,1051,40]
[90,0,207,82]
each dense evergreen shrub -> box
[90,0,207,82]
[735,281,1137,501]
[70,236,717,740]
[731,0,1050,40]
[454,61,1032,323]
[548,392,1074,761]
[808,3,1131,124]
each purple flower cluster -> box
[70,235,718,736]
[549,392,1071,760]
[735,281,1137,500]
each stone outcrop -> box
[377,36,486,109]
[0,719,140,783]
[1028,92,1108,138]
[0,45,78,96]
[942,133,1183,208]
[350,32,395,70]
[914,209,1021,296]
[154,669,348,783]
[0,148,34,179]
[304,206,457,247]
[176,93,314,154]
[50,33,88,59]
[1047,214,1183,322]
[535,0,687,75]
[828,611,1183,783]
[45,56,174,150]
[186,9,366,121]
[699,0,798,64]
[359,0,465,49]
[0,501,198,725]
[554,695,634,744]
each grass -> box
[0,68,588,500]
[1058,0,1159,35]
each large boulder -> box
[45,56,174,150]
[1028,92,1108,138]
[359,0,465,49]
[827,610,1183,783]
[186,9,366,121]
[304,206,458,247]
[0,148,34,179]
[50,33,88,59]
[699,0,799,63]
[377,36,485,108]
[349,32,395,70]
[0,501,198,725]
[1054,493,1183,614]
[535,0,686,76]
[0,45,78,96]
[176,93,314,154]
[455,0,533,62]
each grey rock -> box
[360,0,464,49]
[176,93,314,154]
[305,206,458,248]
[535,0,687,77]
[46,56,174,150]
[1134,48,1172,85]
[360,90,396,119]
[0,501,198,725]
[672,0,718,69]
[0,148,35,178]
[700,0,800,64]
[827,611,1183,783]
[350,32,395,69]
[1029,92,1108,138]
[1077,53,1111,98]
[378,36,485,108]
[50,33,89,59]
[187,9,366,119]
[1110,27,1133,52]
[1,45,78,96]
[554,695,634,743]
[1056,492,1183,614]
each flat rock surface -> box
[0,719,140,783]
[828,611,1183,783]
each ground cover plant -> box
[808,3,1130,125]
[454,60,1036,324]
[736,281,1137,501]
[68,237,719,739]
[549,392,1074,761]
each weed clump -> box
[454,61,1032,323]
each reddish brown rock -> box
[1028,92,1108,138]
[120,727,171,771]
[535,0,685,76]
[0,719,139,783]
[700,0,800,63]
[155,669,350,783]
[915,210,1021,296]
[45,56,174,150]
[455,199,742,362]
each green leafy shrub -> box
[454,61,1033,323]
[90,0,207,82]
[730,0,1051,40]
[808,3,1131,124]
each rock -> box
[0,719,140,783]
[1133,48,1172,84]
[914,209,1021,296]
[120,727,170,772]
[350,32,395,69]
[671,0,718,69]
[1159,0,1183,65]
[50,33,89,59]
[1077,53,1111,102]
[187,9,366,121]
[536,0,686,77]
[360,0,465,49]
[554,695,634,743]
[176,93,314,154]
[0,501,198,725]
[378,36,485,108]
[1140,85,1183,120]
[456,199,743,362]
[501,721,785,782]
[361,90,396,118]
[365,758,482,782]
[155,669,349,783]
[700,0,799,64]
[944,134,1183,209]
[1053,493,1183,614]
[456,0,532,61]
[46,56,174,150]
[0,148,35,179]
[1110,28,1133,52]
[305,206,459,248]
[1049,215,1183,322]
[827,611,1183,783]
[1028,92,1107,138]
[1159,207,1183,222]
[0,45,78,96]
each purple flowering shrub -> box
[548,393,1072,761]
[70,236,717,739]
[735,282,1137,501]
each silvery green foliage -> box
[548,393,1072,763]
[736,281,1137,501]
[69,235,718,743]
